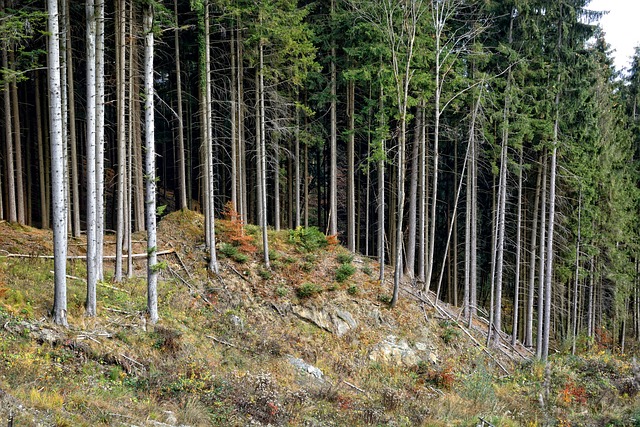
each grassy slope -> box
[0,211,639,426]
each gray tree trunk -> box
[85,0,98,316]
[48,0,68,326]
[95,0,105,280]
[526,163,542,347]
[175,0,187,210]
[115,0,126,282]
[143,2,158,324]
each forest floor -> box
[0,211,639,426]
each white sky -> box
[588,0,640,73]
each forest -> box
[2,0,640,363]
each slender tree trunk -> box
[2,6,17,224]
[377,83,385,283]
[543,94,560,362]
[295,92,301,228]
[418,101,427,283]
[406,107,421,277]
[66,0,80,238]
[9,51,25,225]
[571,190,582,354]
[526,163,542,347]
[536,154,548,359]
[115,0,126,282]
[36,73,49,229]
[347,80,356,252]
[203,1,219,274]
[258,41,270,268]
[329,0,337,237]
[49,0,68,326]
[85,0,98,316]
[143,2,158,324]
[175,0,187,210]
[95,0,105,281]
[512,147,523,346]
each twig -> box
[343,380,366,394]
[120,353,144,368]
[207,335,256,354]
[0,248,175,260]
[104,307,137,316]
[173,251,194,281]
[225,262,251,283]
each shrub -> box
[335,263,356,283]
[258,269,272,280]
[288,226,327,252]
[336,252,354,264]
[347,285,358,295]
[296,282,323,298]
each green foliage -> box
[335,263,355,283]
[347,285,358,295]
[296,282,323,298]
[288,226,327,252]
[336,252,354,264]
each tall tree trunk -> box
[536,154,548,359]
[377,82,385,283]
[571,190,582,355]
[115,0,127,282]
[512,147,523,346]
[328,0,337,237]
[2,2,17,224]
[406,106,421,277]
[9,51,25,225]
[347,79,356,252]
[542,93,560,362]
[95,0,105,281]
[258,41,270,268]
[203,0,219,274]
[143,2,158,324]
[175,0,187,210]
[49,0,68,326]
[295,92,301,228]
[66,0,80,238]
[36,73,49,229]
[230,22,238,212]
[85,0,98,316]
[526,163,542,347]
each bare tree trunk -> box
[203,1,219,274]
[66,0,80,238]
[175,0,187,210]
[406,107,421,277]
[536,154,548,359]
[2,6,17,224]
[571,190,582,354]
[526,163,542,347]
[143,2,158,324]
[95,0,105,281]
[512,147,523,346]
[418,101,427,283]
[36,73,49,229]
[295,92,301,228]
[329,0,337,237]
[49,0,68,325]
[347,80,356,252]
[377,82,385,283]
[258,41,270,268]
[9,51,25,225]
[542,95,560,362]
[85,0,98,316]
[115,0,126,282]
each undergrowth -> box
[0,216,639,426]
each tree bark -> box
[143,2,159,324]
[48,0,68,326]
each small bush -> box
[347,285,358,295]
[288,226,327,252]
[335,263,356,283]
[276,287,288,297]
[296,282,323,298]
[362,265,373,276]
[258,269,272,280]
[336,252,354,264]
[220,243,239,258]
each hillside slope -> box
[0,212,639,426]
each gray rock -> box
[292,305,357,336]
[287,355,324,381]
[369,335,435,367]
